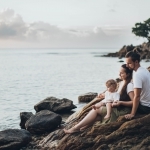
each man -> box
[125,50,150,119]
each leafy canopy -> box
[132,18,150,42]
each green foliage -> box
[132,18,150,42]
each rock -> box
[118,45,135,58]
[25,110,62,134]
[20,112,34,129]
[118,60,124,62]
[0,129,31,150]
[145,59,150,62]
[78,92,98,102]
[103,52,119,57]
[125,44,135,53]
[34,96,77,113]
[37,97,150,150]
[147,66,150,72]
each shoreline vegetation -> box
[1,43,150,150]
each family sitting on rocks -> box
[64,50,150,134]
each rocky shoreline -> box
[1,43,150,149]
[0,93,97,150]
[102,42,150,62]
[1,81,150,150]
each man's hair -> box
[106,79,117,88]
[125,49,141,62]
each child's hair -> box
[106,79,117,89]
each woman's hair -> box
[106,79,117,89]
[125,49,141,62]
[120,64,133,100]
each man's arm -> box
[125,88,141,119]
[131,88,141,115]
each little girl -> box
[93,79,120,119]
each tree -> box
[132,18,150,42]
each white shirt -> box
[117,81,133,94]
[133,67,150,107]
[101,91,120,103]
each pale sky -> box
[0,0,150,48]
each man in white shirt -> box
[125,50,150,119]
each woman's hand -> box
[112,101,122,107]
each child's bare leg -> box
[104,103,112,119]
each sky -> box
[0,0,150,48]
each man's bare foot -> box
[63,127,80,134]
[104,115,110,119]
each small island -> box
[103,18,150,62]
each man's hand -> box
[125,114,134,120]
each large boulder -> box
[34,97,77,113]
[20,112,34,129]
[142,42,150,51]
[78,92,98,102]
[25,110,62,134]
[0,129,31,150]
[118,45,135,58]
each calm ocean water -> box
[0,48,149,131]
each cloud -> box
[0,8,27,39]
[0,8,145,48]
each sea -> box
[0,48,149,131]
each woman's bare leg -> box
[80,115,101,131]
[104,103,112,119]
[64,109,100,134]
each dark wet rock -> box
[145,59,150,62]
[0,129,31,150]
[25,110,62,134]
[118,60,124,62]
[78,92,98,102]
[20,112,34,129]
[37,97,150,150]
[34,96,77,113]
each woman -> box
[64,64,134,133]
